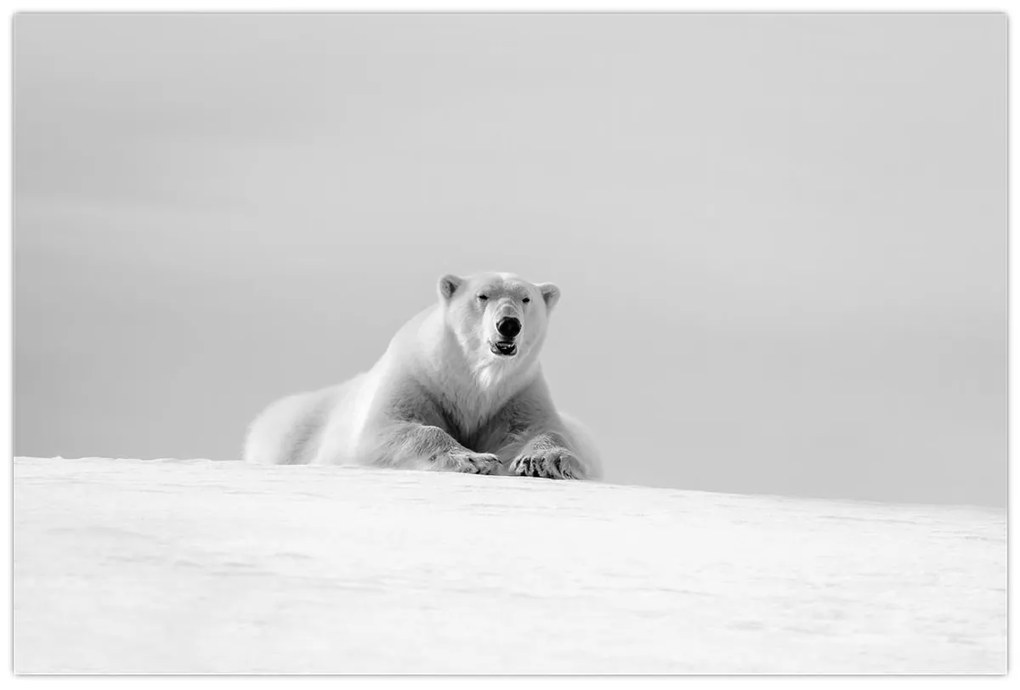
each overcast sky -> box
[14,13,1006,506]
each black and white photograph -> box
[11,9,1007,675]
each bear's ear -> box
[537,283,561,311]
[438,274,464,301]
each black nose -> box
[496,317,522,339]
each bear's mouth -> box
[490,340,518,357]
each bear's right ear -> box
[438,274,464,301]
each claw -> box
[508,448,583,480]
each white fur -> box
[243,272,600,479]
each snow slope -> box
[13,457,1006,674]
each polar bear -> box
[243,272,601,480]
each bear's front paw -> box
[508,448,584,480]
[437,450,501,475]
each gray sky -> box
[14,13,1006,506]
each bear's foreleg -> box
[505,430,588,480]
[383,423,502,475]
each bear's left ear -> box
[537,283,561,311]
[438,274,464,302]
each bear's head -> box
[437,272,560,375]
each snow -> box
[13,457,1005,674]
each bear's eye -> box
[477,294,488,301]
[522,297,531,304]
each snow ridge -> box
[13,457,1006,674]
